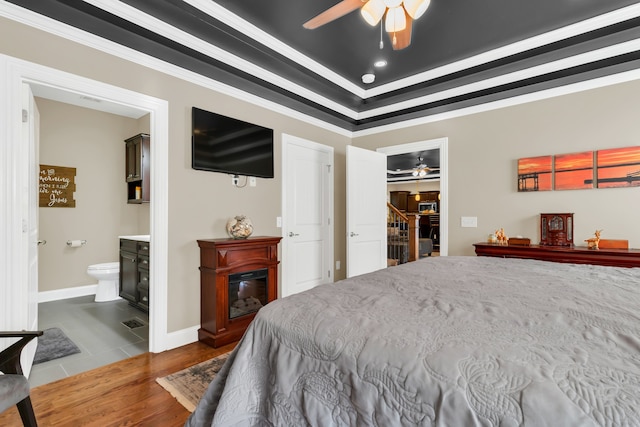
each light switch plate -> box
[461,216,478,228]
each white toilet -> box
[87,262,121,302]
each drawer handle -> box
[142,246,149,251]
[141,260,148,265]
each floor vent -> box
[122,318,145,329]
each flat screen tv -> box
[192,107,274,178]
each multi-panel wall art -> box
[517,146,640,192]
[517,156,553,191]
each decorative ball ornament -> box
[226,215,253,239]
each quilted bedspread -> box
[187,256,640,427]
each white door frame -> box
[377,137,449,256]
[0,54,170,352]
[281,134,334,296]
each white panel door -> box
[346,146,387,278]
[282,135,334,297]
[21,83,40,377]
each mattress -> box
[187,256,640,426]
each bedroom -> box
[1,0,640,424]
[2,0,640,346]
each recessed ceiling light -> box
[374,60,387,68]
[362,73,375,84]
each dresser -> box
[473,243,640,268]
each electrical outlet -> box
[249,176,257,187]
[461,216,478,227]
[231,175,239,186]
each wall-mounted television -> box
[192,107,274,178]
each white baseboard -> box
[163,325,199,351]
[38,284,98,303]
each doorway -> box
[0,56,170,371]
[378,138,449,256]
[30,93,151,385]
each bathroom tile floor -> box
[30,295,149,388]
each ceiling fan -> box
[387,157,440,177]
[303,0,431,50]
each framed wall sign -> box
[39,164,76,208]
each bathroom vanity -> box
[119,235,150,312]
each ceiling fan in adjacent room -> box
[303,0,431,50]
[386,156,440,181]
[411,157,437,177]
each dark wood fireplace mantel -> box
[197,236,281,348]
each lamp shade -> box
[383,0,403,7]
[403,0,430,20]
[385,6,406,32]
[361,0,386,26]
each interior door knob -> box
[350,232,359,237]
[288,232,299,237]
[37,240,47,245]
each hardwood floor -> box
[0,341,235,426]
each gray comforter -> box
[187,256,640,426]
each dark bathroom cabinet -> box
[125,133,150,204]
[119,238,149,312]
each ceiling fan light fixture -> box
[361,0,386,26]
[403,0,430,20]
[385,6,406,33]
[383,0,403,8]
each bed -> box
[187,256,640,426]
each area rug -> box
[34,327,81,364]
[156,351,231,412]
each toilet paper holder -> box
[67,240,87,247]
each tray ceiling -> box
[4,0,640,132]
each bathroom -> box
[32,94,151,386]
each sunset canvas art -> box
[554,151,594,190]
[517,155,553,191]
[596,146,640,188]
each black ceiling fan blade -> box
[303,0,364,29]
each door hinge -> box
[22,109,28,123]
[328,270,331,278]
[327,164,331,173]
[328,218,331,225]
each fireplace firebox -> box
[197,236,281,348]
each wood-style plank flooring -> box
[0,341,235,426]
